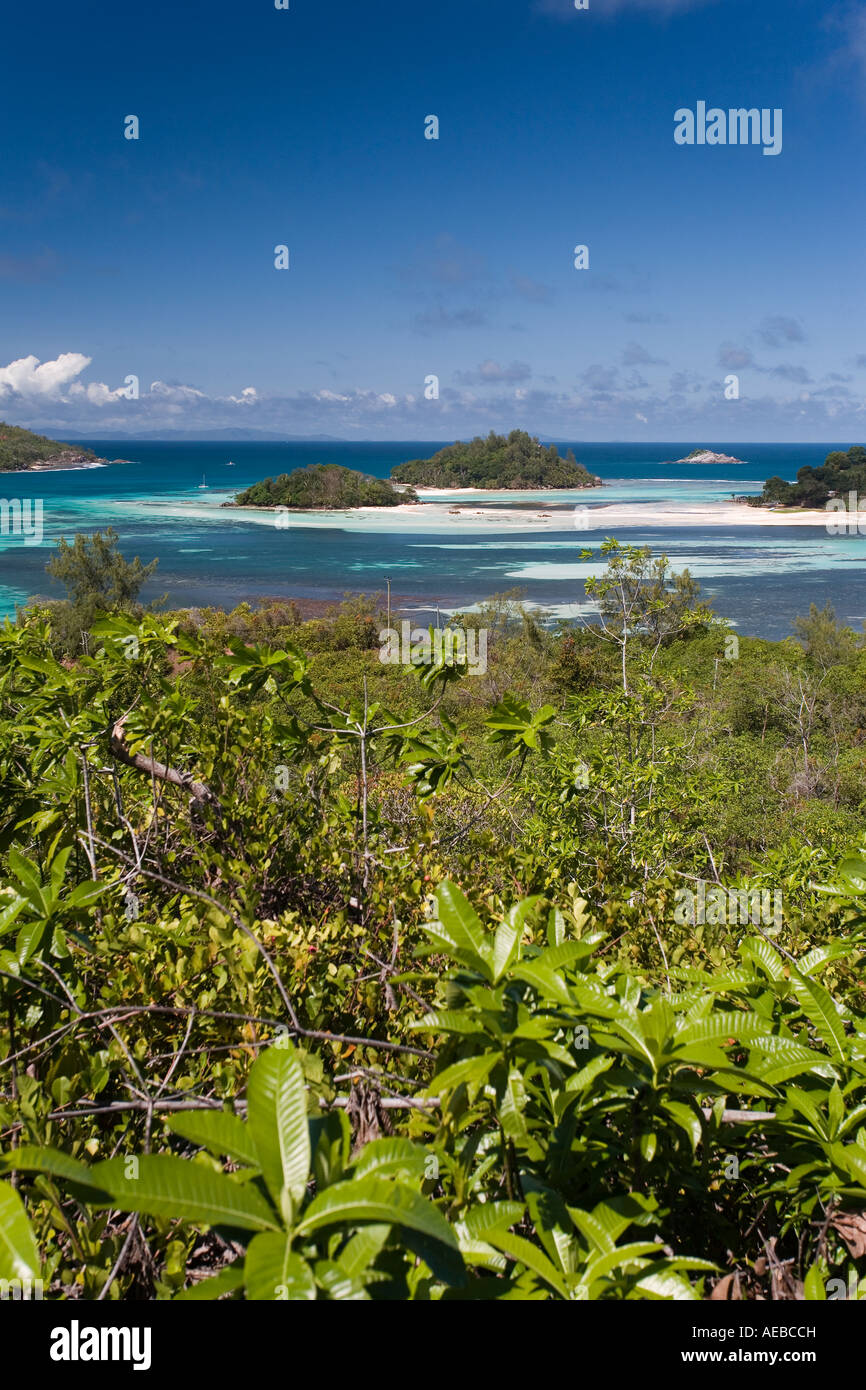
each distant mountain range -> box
[43,428,349,443]
[40,428,567,446]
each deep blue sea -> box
[1,440,864,639]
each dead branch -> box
[110,714,217,808]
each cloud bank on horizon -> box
[2,349,863,444]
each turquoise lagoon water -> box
[1,440,864,639]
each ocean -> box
[0,440,863,640]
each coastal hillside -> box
[231,463,415,510]
[0,422,101,472]
[751,444,866,508]
[390,429,601,489]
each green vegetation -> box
[752,445,866,508]
[40,527,160,657]
[2,538,866,1300]
[232,464,414,510]
[390,429,600,489]
[0,422,100,472]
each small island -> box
[228,463,416,510]
[390,430,601,489]
[0,422,107,472]
[667,448,748,466]
[749,445,866,509]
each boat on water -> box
[226,460,235,466]
[198,474,208,489]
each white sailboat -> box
[198,473,208,489]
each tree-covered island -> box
[229,463,416,510]
[0,422,106,471]
[390,430,602,489]
[750,445,866,508]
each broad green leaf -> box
[337,1223,391,1278]
[565,1053,614,1095]
[511,960,572,1007]
[492,897,541,982]
[541,940,598,972]
[634,1269,698,1301]
[492,918,520,984]
[583,1240,660,1286]
[547,907,567,947]
[0,1145,110,1193]
[483,1228,569,1298]
[411,1009,487,1038]
[297,1176,461,1261]
[64,880,106,909]
[425,1051,498,1100]
[639,1132,657,1163]
[499,1067,529,1142]
[0,895,25,938]
[245,1233,316,1301]
[314,1259,369,1300]
[804,1265,827,1301]
[433,882,492,978]
[789,969,848,1062]
[837,856,866,895]
[831,1142,866,1188]
[167,1111,261,1169]
[662,1101,703,1153]
[0,1181,40,1282]
[798,944,853,977]
[91,1155,280,1232]
[246,1044,310,1218]
[350,1139,428,1182]
[569,1207,615,1254]
[673,1011,773,1049]
[461,1201,524,1240]
[7,849,43,898]
[739,937,785,981]
[16,917,48,966]
[526,1187,577,1275]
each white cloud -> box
[67,379,130,405]
[150,380,206,402]
[0,352,93,398]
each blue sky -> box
[0,0,864,441]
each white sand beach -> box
[358,497,843,531]
[114,489,848,535]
